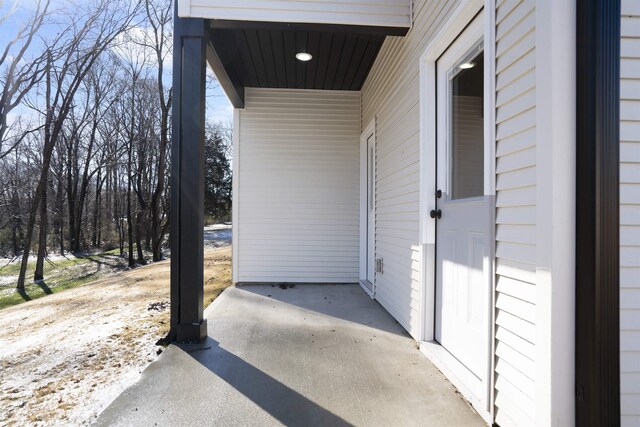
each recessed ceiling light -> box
[458,62,475,69]
[296,52,312,62]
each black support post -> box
[170,5,208,343]
[575,0,620,425]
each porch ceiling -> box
[207,21,391,107]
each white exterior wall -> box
[235,88,360,283]
[621,2,640,425]
[361,0,460,340]
[177,0,411,29]
[364,0,576,425]
[226,0,633,424]
[494,1,537,425]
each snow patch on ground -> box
[0,226,233,426]
[204,223,232,249]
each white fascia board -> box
[178,0,190,17]
[177,0,411,29]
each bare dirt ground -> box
[0,241,231,426]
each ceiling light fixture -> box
[458,62,475,69]
[296,52,312,62]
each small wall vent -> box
[375,258,384,274]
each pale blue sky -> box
[0,0,232,124]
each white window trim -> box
[359,118,376,298]
[417,1,495,424]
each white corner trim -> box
[534,1,576,425]
[484,1,497,422]
[232,108,240,284]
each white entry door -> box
[434,16,487,381]
[360,122,376,295]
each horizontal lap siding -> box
[621,2,640,426]
[494,0,537,426]
[360,0,459,340]
[237,88,360,283]
[179,0,411,28]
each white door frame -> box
[359,118,376,298]
[417,1,496,423]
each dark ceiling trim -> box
[209,27,384,91]
[206,38,245,108]
[575,0,620,425]
[208,19,409,37]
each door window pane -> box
[449,50,484,199]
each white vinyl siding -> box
[177,0,411,29]
[361,0,460,340]
[494,0,537,426]
[621,2,640,425]
[236,88,360,283]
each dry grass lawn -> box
[0,247,231,426]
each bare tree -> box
[111,30,150,267]
[145,0,172,261]
[33,50,53,281]
[0,140,28,256]
[0,0,233,287]
[0,0,51,158]
[17,0,141,290]
[64,59,120,253]
[124,0,173,261]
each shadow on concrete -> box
[180,337,353,426]
[236,284,408,337]
[95,285,484,426]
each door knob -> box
[430,209,442,219]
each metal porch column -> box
[575,0,621,424]
[170,5,207,343]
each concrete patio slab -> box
[95,284,485,426]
